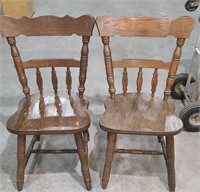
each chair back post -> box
[7,37,31,99]
[164,38,185,101]
[78,36,90,98]
[102,36,116,99]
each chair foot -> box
[17,135,26,191]
[102,181,108,189]
[17,182,23,191]
[85,180,92,191]
[101,133,117,189]
[74,132,91,190]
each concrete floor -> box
[0,0,200,191]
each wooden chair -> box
[96,15,195,191]
[0,15,95,191]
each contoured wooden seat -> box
[0,15,95,191]
[96,15,195,191]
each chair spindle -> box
[151,68,158,97]
[122,68,128,96]
[137,68,143,95]
[54,95,62,116]
[36,68,45,117]
[36,68,43,95]
[51,67,58,95]
[39,95,45,118]
[66,67,72,95]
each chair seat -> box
[99,93,183,135]
[7,91,90,134]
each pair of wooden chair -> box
[0,15,195,191]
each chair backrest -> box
[96,16,195,101]
[0,15,95,99]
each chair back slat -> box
[97,16,195,100]
[136,68,143,95]
[51,67,58,95]
[66,67,72,95]
[0,15,95,37]
[122,68,128,96]
[23,59,80,69]
[113,59,170,69]
[36,68,43,95]
[151,68,158,97]
[96,16,194,38]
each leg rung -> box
[31,149,78,154]
[115,149,164,155]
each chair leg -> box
[17,135,26,191]
[158,136,167,161]
[166,136,175,192]
[83,130,90,155]
[74,132,91,191]
[102,132,117,189]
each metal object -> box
[185,0,200,11]
[178,21,200,131]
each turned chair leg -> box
[102,132,117,189]
[166,136,175,192]
[83,130,90,155]
[158,136,167,161]
[17,135,26,191]
[74,132,91,191]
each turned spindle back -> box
[0,15,95,99]
[96,16,195,101]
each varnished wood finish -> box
[17,135,26,191]
[23,59,80,69]
[122,68,128,95]
[51,67,58,94]
[113,59,170,69]
[137,68,143,95]
[0,15,95,37]
[100,93,183,135]
[102,36,115,99]
[7,37,30,99]
[96,16,194,38]
[66,67,72,95]
[1,15,95,191]
[7,92,91,134]
[166,136,175,191]
[164,38,185,101]
[151,68,158,97]
[36,68,43,95]
[97,15,195,191]
[74,132,91,191]
[102,133,117,189]
[79,36,90,98]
